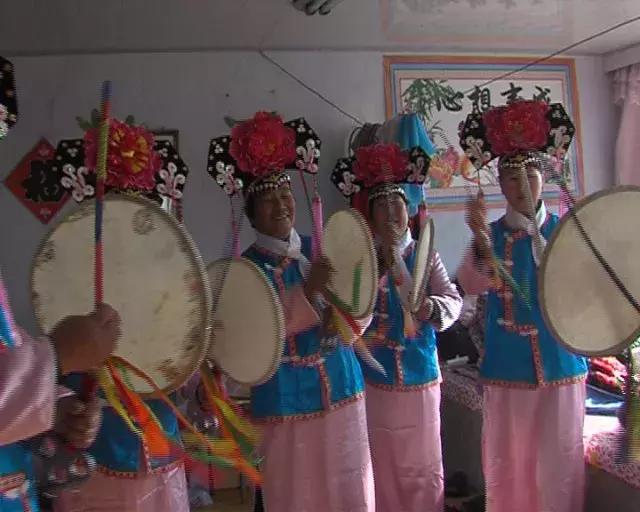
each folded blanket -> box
[586,384,623,416]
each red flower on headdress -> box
[483,100,550,156]
[352,143,409,187]
[84,118,160,191]
[229,112,297,177]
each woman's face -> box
[251,185,296,240]
[370,193,409,243]
[499,165,542,215]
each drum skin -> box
[410,217,435,313]
[539,186,640,356]
[31,194,212,396]
[322,209,378,320]
[207,257,285,387]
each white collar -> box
[504,201,548,266]
[395,228,413,253]
[504,201,547,232]
[375,228,413,253]
[254,228,311,274]
[255,228,302,258]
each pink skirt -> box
[52,463,189,512]
[482,383,586,512]
[365,383,444,512]
[260,398,375,512]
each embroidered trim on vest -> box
[369,245,436,387]
[488,216,586,388]
[96,458,184,480]
[497,233,547,385]
[318,361,331,410]
[140,433,152,473]
[366,376,441,392]
[252,392,364,425]
[249,243,355,417]
[395,345,405,387]
[270,258,298,359]
[0,472,31,511]
[481,374,586,389]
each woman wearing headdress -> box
[331,142,462,511]
[50,119,193,512]
[208,112,375,512]
[457,100,588,512]
[0,58,120,512]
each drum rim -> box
[207,256,285,387]
[30,193,213,397]
[410,217,435,313]
[324,208,379,320]
[538,185,640,357]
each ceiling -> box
[0,0,639,56]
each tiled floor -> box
[194,489,252,512]
[196,490,486,511]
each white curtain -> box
[612,63,640,185]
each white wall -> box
[0,51,614,331]
[604,42,640,72]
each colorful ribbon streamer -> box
[101,356,261,485]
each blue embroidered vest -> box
[0,279,39,511]
[243,236,365,421]
[481,214,588,387]
[0,443,37,512]
[63,374,181,475]
[361,241,439,389]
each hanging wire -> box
[257,51,365,125]
[258,15,640,126]
[460,14,640,95]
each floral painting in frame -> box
[384,55,584,210]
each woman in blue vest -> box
[51,134,193,512]
[331,142,462,511]
[0,56,119,512]
[208,112,375,512]
[0,290,119,512]
[457,100,588,512]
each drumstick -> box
[464,183,532,309]
[81,81,111,404]
[298,170,322,261]
[39,83,111,496]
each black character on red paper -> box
[21,161,65,202]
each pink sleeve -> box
[0,328,57,444]
[456,247,492,296]
[419,252,463,332]
[281,284,321,337]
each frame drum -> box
[410,217,435,313]
[32,194,212,396]
[207,257,285,386]
[539,186,640,356]
[322,209,378,320]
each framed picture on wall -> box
[152,129,180,151]
[384,55,584,210]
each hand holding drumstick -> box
[465,190,492,266]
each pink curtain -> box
[613,64,640,185]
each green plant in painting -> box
[401,79,464,148]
